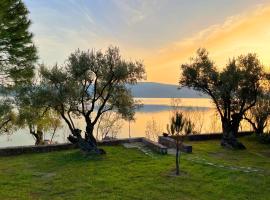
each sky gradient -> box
[24,0,270,84]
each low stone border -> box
[141,138,167,154]
[169,131,253,141]
[158,136,192,153]
[0,137,167,156]
[98,137,142,145]
[0,132,253,156]
[0,143,76,156]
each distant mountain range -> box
[129,82,208,98]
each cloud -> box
[67,0,95,25]
[111,0,159,25]
[145,4,270,83]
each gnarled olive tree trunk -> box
[67,123,105,155]
[220,115,246,149]
[30,130,44,146]
[85,122,97,146]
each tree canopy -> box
[39,46,145,153]
[0,98,15,134]
[244,82,270,136]
[0,0,37,84]
[0,0,37,134]
[15,84,62,145]
[180,49,264,149]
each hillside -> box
[129,82,208,98]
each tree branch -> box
[243,114,257,132]
[0,118,12,131]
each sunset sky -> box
[24,0,270,84]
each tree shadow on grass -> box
[48,149,106,167]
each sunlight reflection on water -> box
[0,98,252,147]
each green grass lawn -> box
[0,137,270,200]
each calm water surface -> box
[0,98,252,147]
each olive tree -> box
[16,106,61,145]
[180,49,264,149]
[14,83,62,145]
[40,47,145,154]
[244,93,270,136]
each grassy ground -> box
[0,137,269,200]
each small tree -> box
[244,94,270,136]
[40,47,145,154]
[183,109,204,134]
[167,112,192,175]
[16,106,61,145]
[15,84,62,145]
[180,49,264,149]
[145,118,162,141]
[95,111,123,140]
[184,119,195,135]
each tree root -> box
[221,138,246,150]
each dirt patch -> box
[166,168,189,178]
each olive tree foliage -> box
[16,106,61,145]
[15,84,62,145]
[180,49,264,149]
[0,0,37,134]
[39,47,146,154]
[244,83,270,136]
[0,99,16,134]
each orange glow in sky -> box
[25,1,270,84]
[143,5,270,83]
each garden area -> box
[1,1,270,199]
[0,136,269,200]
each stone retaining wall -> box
[141,138,167,154]
[0,143,76,156]
[0,137,167,156]
[0,132,253,156]
[158,136,192,153]
[98,137,142,145]
[170,131,253,141]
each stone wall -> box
[0,143,76,156]
[98,137,142,145]
[0,137,167,156]
[169,131,253,141]
[158,136,192,153]
[141,138,167,154]
[0,132,253,156]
